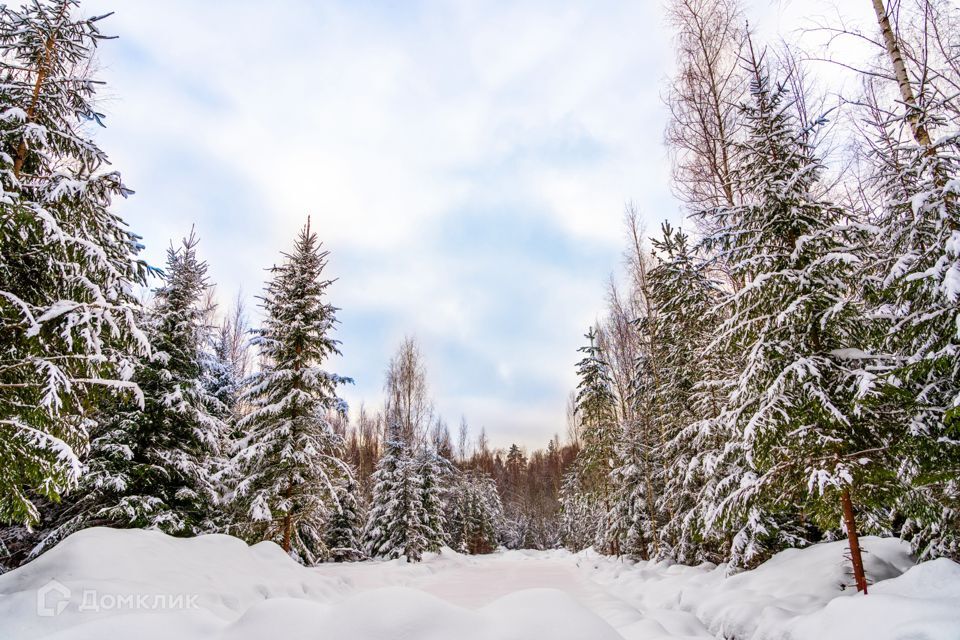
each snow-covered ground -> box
[1,528,958,640]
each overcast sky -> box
[83,0,876,449]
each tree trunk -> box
[281,329,303,555]
[281,483,293,553]
[870,0,932,148]
[14,3,68,178]
[281,513,292,553]
[841,488,868,594]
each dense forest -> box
[1,0,958,601]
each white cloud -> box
[80,0,881,448]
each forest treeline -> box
[1,0,958,591]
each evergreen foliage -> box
[868,81,960,561]
[695,49,891,568]
[204,303,247,429]
[363,421,426,561]
[558,466,599,552]
[648,223,731,564]
[574,327,618,487]
[447,470,503,554]
[569,328,619,553]
[230,220,351,565]
[0,0,150,526]
[613,330,666,560]
[417,448,449,553]
[60,233,225,535]
[324,478,365,562]
[3,0,960,587]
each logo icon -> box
[37,580,71,617]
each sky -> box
[82,0,876,449]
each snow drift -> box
[1,528,958,640]
[0,528,345,639]
[0,527,621,640]
[584,536,960,640]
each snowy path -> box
[313,551,712,639]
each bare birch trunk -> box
[870,0,932,148]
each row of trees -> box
[338,338,579,561]
[559,0,959,594]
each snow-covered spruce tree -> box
[417,446,449,553]
[572,327,619,554]
[866,92,960,561]
[558,465,599,552]
[700,47,891,586]
[204,296,250,431]
[447,470,503,554]
[363,420,426,561]
[471,471,504,553]
[324,478,365,562]
[500,443,529,549]
[604,247,673,562]
[604,452,646,558]
[0,0,150,526]
[38,232,227,547]
[231,219,352,565]
[648,223,731,564]
[575,328,618,486]
[609,341,665,561]
[446,476,471,554]
[502,511,532,550]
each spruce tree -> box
[417,447,449,553]
[575,327,618,483]
[572,327,619,554]
[67,233,225,533]
[446,475,471,554]
[324,478,365,562]
[868,88,960,561]
[558,467,599,552]
[363,421,426,561]
[230,219,352,565]
[204,297,249,430]
[447,470,503,554]
[649,223,730,564]
[607,450,651,559]
[0,0,150,526]
[501,443,529,548]
[700,47,889,585]
[610,347,663,560]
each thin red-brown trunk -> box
[841,488,868,594]
[14,3,67,178]
[281,513,292,552]
[281,483,293,553]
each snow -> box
[1,528,958,640]
[584,537,958,640]
[0,528,345,639]
[781,559,960,640]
